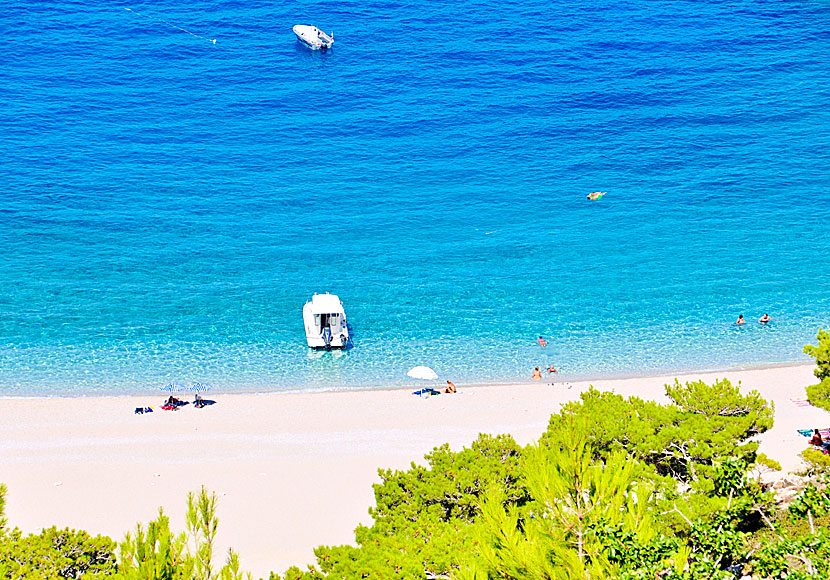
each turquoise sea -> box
[3,0,830,396]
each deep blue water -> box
[2,0,830,396]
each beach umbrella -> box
[160,382,187,393]
[189,382,212,393]
[408,366,439,398]
[407,366,438,380]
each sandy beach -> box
[1,363,827,578]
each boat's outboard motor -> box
[322,327,332,350]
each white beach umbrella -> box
[407,366,438,381]
[189,382,212,394]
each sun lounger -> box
[413,388,440,397]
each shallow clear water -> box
[2,0,830,395]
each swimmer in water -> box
[758,313,771,324]
[587,191,607,200]
[537,336,548,347]
[532,367,542,380]
[736,315,746,325]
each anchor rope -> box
[124,7,216,45]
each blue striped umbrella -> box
[160,382,188,393]
[189,382,212,393]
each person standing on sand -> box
[532,367,542,380]
[547,364,558,385]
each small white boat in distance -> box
[293,25,334,50]
[303,293,349,349]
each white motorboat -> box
[303,293,349,349]
[292,25,334,50]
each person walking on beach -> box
[759,313,771,324]
[736,315,746,325]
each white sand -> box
[0,364,827,578]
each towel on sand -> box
[798,428,830,438]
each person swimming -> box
[758,313,771,324]
[537,336,548,347]
[587,191,607,200]
[736,315,746,325]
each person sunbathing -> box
[809,429,823,446]
[165,395,186,408]
[444,380,456,394]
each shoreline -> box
[1,362,826,578]
[0,358,814,400]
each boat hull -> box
[292,25,333,50]
[303,295,349,349]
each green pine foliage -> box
[113,486,250,580]
[2,375,828,580]
[804,327,830,382]
[749,526,830,579]
[749,482,830,578]
[545,379,773,487]
[788,481,830,524]
[0,483,7,535]
[312,434,526,579]
[800,446,830,475]
[0,525,117,579]
[1,482,118,578]
[187,486,220,580]
[306,379,777,580]
[804,328,830,410]
[462,425,681,580]
[805,378,830,412]
[116,508,190,579]
[755,453,782,471]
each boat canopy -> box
[309,293,343,314]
